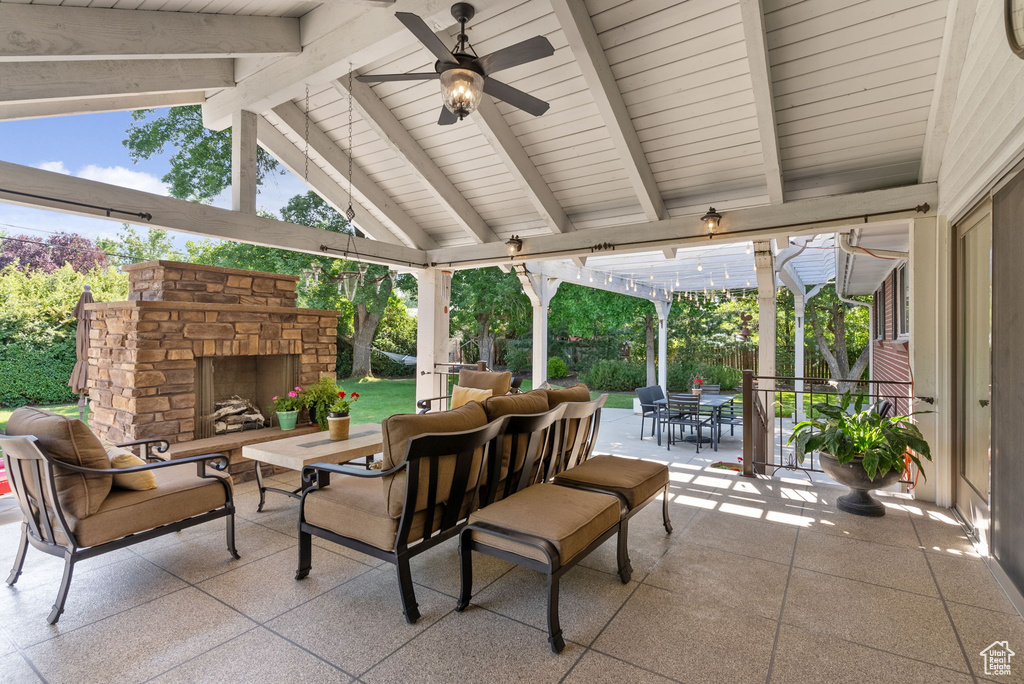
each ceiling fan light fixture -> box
[440,68,484,120]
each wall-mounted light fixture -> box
[701,207,722,235]
[506,235,523,258]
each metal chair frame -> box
[1,435,235,624]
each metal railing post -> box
[742,369,754,478]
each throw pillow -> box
[451,384,492,409]
[103,442,157,491]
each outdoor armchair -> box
[2,407,236,624]
[296,403,506,624]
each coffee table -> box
[242,422,383,512]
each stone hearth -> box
[85,261,340,450]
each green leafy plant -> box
[303,377,342,429]
[328,388,360,417]
[788,393,932,481]
[269,387,304,413]
[547,357,568,379]
[579,359,646,392]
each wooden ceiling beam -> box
[0,59,232,104]
[549,0,666,222]
[0,160,426,268]
[336,76,499,244]
[0,4,299,61]
[0,92,205,122]
[271,101,439,250]
[738,0,785,204]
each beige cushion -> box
[554,456,668,509]
[109,452,158,491]
[458,369,512,396]
[303,475,441,551]
[380,402,489,518]
[5,407,112,520]
[469,483,619,564]
[70,463,230,548]
[542,384,591,409]
[481,391,549,421]
[451,385,492,409]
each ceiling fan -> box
[356,2,555,125]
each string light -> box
[576,267,581,280]
[697,260,703,271]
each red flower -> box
[351,392,359,399]
[337,391,346,398]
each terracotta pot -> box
[328,415,350,441]
[691,388,703,397]
[819,452,903,517]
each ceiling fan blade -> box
[476,35,555,76]
[355,73,440,82]
[483,79,550,117]
[395,12,457,65]
[438,106,459,125]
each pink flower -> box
[288,391,298,398]
[272,396,278,401]
[294,386,302,392]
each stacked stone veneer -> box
[85,261,339,445]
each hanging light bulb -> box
[576,267,581,280]
[746,279,751,287]
[675,274,680,287]
[697,260,703,271]
[725,268,730,280]
[745,244,751,255]
[710,275,715,286]
[589,273,594,283]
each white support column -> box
[231,110,257,214]
[908,216,953,505]
[655,300,671,393]
[793,293,805,419]
[518,270,561,388]
[415,268,452,412]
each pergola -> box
[0,0,994,509]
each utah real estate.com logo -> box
[981,641,1015,676]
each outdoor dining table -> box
[653,394,737,450]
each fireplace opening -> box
[195,355,300,439]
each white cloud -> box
[36,161,69,174]
[77,164,168,196]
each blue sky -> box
[0,109,310,249]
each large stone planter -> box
[819,452,902,517]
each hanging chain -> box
[345,66,356,221]
[303,84,310,182]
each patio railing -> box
[417,361,488,413]
[740,370,914,479]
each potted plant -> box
[326,389,360,441]
[691,375,705,397]
[268,387,304,431]
[789,393,932,517]
[303,376,342,430]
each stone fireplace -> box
[85,261,340,449]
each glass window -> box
[874,284,886,340]
[894,264,909,338]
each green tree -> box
[123,105,281,202]
[805,284,870,389]
[449,268,531,368]
[97,226,183,265]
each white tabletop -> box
[241,422,383,470]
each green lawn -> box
[0,378,636,432]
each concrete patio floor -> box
[0,408,1018,683]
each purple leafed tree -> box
[0,232,109,273]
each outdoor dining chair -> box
[635,386,666,439]
[664,394,713,452]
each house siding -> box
[872,270,912,416]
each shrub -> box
[503,339,531,373]
[0,264,129,407]
[547,357,568,379]
[579,359,646,392]
[667,360,742,392]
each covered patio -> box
[2,0,1024,680]
[0,410,1004,684]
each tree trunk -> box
[475,314,494,369]
[807,299,869,393]
[645,313,656,387]
[351,304,380,379]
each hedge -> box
[579,359,646,392]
